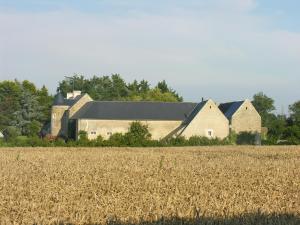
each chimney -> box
[201,97,204,102]
[67,90,82,99]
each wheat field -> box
[0,146,299,225]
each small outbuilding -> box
[219,100,261,134]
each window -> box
[107,132,112,136]
[206,129,214,138]
[246,107,248,110]
[91,131,97,135]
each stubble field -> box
[0,146,299,225]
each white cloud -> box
[0,0,299,109]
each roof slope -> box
[219,101,244,119]
[182,101,207,125]
[53,93,84,106]
[53,93,65,106]
[71,101,198,121]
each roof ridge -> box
[91,100,197,104]
[220,100,245,105]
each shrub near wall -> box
[0,122,267,147]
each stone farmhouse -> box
[51,91,261,140]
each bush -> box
[236,132,257,145]
[166,136,187,146]
[24,120,42,137]
[78,130,88,141]
[54,138,66,147]
[227,132,237,145]
[188,136,212,146]
[0,138,6,147]
[3,126,20,142]
[94,135,104,147]
[188,136,228,146]
[282,126,300,145]
[106,133,126,147]
[124,122,152,146]
[26,136,46,147]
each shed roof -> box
[219,101,244,119]
[71,101,198,121]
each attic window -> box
[246,107,248,110]
[209,106,212,109]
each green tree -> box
[252,92,276,127]
[2,126,20,142]
[57,74,183,102]
[57,74,87,96]
[37,85,53,124]
[282,125,300,144]
[144,88,179,102]
[266,114,287,140]
[22,80,37,94]
[156,80,183,102]
[12,86,43,136]
[289,101,300,126]
[0,80,22,130]
[111,74,129,100]
[124,121,151,146]
[139,80,150,94]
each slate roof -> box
[53,93,84,106]
[219,101,244,119]
[71,101,198,121]
[53,93,65,106]
[182,101,207,125]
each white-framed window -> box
[206,129,214,138]
[107,132,112,136]
[91,131,97,135]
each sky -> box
[0,0,299,113]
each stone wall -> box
[231,100,261,134]
[77,119,182,140]
[51,105,69,137]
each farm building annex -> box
[51,90,261,140]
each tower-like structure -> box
[51,93,70,138]
[50,91,92,139]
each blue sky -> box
[0,0,299,113]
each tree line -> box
[0,75,182,140]
[252,92,300,144]
[0,74,299,145]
